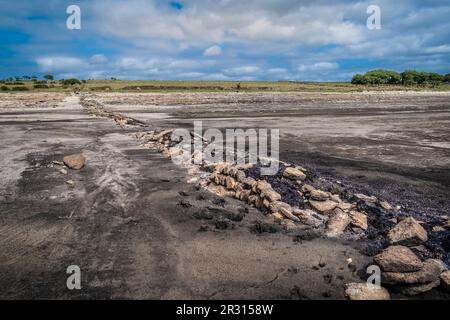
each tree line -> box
[352,70,450,87]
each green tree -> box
[351,74,367,85]
[44,74,54,81]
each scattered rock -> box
[432,226,445,233]
[344,283,390,300]
[325,208,350,238]
[379,201,393,211]
[283,167,306,181]
[397,279,441,296]
[63,154,86,170]
[382,259,442,285]
[388,217,428,246]
[348,211,368,231]
[440,271,450,292]
[59,168,68,175]
[442,219,450,230]
[309,200,338,214]
[52,160,64,166]
[354,193,377,202]
[374,246,423,272]
[66,180,75,187]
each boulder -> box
[330,194,342,203]
[349,211,368,231]
[283,167,306,181]
[337,202,352,211]
[279,207,300,222]
[388,217,428,246]
[397,279,441,296]
[344,283,390,300]
[309,200,338,214]
[374,246,423,272]
[270,212,284,221]
[325,208,351,238]
[225,176,237,190]
[382,259,442,285]
[207,184,235,198]
[310,189,330,201]
[301,184,316,193]
[269,201,292,214]
[293,209,327,228]
[63,154,85,170]
[440,271,450,292]
[261,188,282,203]
[240,177,257,188]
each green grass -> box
[1,80,450,93]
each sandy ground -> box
[0,91,449,300]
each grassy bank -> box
[1,80,450,93]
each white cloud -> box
[223,66,260,77]
[297,62,339,72]
[203,45,222,57]
[36,57,86,72]
[90,54,108,64]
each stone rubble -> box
[79,100,449,300]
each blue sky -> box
[0,0,449,81]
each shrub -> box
[12,86,29,91]
[1,85,10,91]
[61,78,82,86]
[44,74,54,81]
[33,84,49,89]
[445,74,450,83]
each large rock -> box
[279,207,300,222]
[440,270,450,292]
[283,167,306,181]
[269,201,292,214]
[309,200,338,214]
[63,154,86,170]
[397,279,441,296]
[349,211,368,231]
[382,259,442,285]
[293,209,327,228]
[262,188,282,203]
[207,184,235,198]
[374,246,423,272]
[310,189,330,201]
[388,217,428,246]
[344,283,390,300]
[325,208,350,237]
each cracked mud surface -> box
[1,92,449,299]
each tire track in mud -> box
[73,97,179,298]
